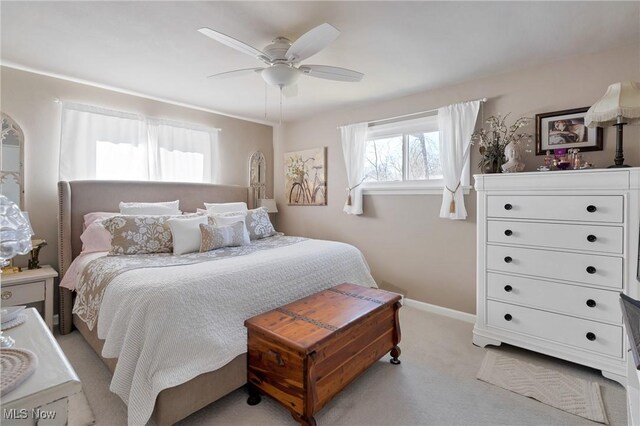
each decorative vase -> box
[483,158,503,174]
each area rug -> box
[477,351,608,424]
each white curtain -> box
[60,103,148,181]
[438,100,480,220]
[340,122,368,215]
[59,102,219,183]
[148,119,217,183]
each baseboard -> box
[403,298,476,323]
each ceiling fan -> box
[198,23,364,91]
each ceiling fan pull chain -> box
[264,82,267,119]
[279,86,283,125]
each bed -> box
[57,180,376,425]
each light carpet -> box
[56,306,628,425]
[477,351,608,424]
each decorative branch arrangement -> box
[471,114,532,173]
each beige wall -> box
[0,66,273,308]
[275,44,640,314]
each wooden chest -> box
[244,283,402,426]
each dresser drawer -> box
[487,273,621,323]
[487,220,623,254]
[487,245,622,289]
[1,281,45,305]
[487,300,623,358]
[487,195,623,223]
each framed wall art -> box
[284,147,327,206]
[535,107,603,155]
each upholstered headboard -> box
[57,180,248,334]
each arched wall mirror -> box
[1,113,24,209]
[249,151,266,209]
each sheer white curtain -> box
[340,122,368,215]
[59,102,219,183]
[59,102,148,181]
[148,119,218,183]
[438,100,480,220]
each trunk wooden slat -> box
[244,283,402,426]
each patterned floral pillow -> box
[102,215,176,255]
[217,207,276,240]
[199,222,249,252]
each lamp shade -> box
[0,195,33,265]
[585,81,640,128]
[258,199,278,213]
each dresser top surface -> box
[2,308,80,405]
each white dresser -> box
[473,168,640,388]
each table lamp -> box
[585,81,640,168]
[258,199,278,213]
[0,194,33,347]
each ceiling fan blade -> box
[198,28,271,64]
[298,65,364,82]
[207,68,264,79]
[281,84,298,98]
[285,23,340,62]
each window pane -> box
[364,136,403,182]
[407,131,442,180]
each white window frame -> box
[361,114,471,196]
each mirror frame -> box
[249,151,266,209]
[1,112,25,209]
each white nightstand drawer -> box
[487,245,623,289]
[487,220,623,254]
[487,272,622,324]
[1,280,45,305]
[487,195,623,223]
[487,300,623,358]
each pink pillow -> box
[80,222,112,253]
[83,212,118,229]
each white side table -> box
[2,308,83,425]
[1,266,57,331]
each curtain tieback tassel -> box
[346,177,366,207]
[446,182,461,214]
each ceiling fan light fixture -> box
[261,64,300,87]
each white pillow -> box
[120,200,181,215]
[204,202,248,215]
[166,215,208,255]
[212,214,250,245]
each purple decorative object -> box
[554,148,567,157]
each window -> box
[362,113,469,195]
[59,103,219,183]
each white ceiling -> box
[2,1,639,124]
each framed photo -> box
[284,147,327,206]
[535,107,603,155]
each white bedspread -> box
[89,238,376,425]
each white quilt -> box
[88,238,376,425]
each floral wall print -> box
[284,147,327,206]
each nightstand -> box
[1,265,57,331]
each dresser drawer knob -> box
[504,229,513,236]
[586,332,596,341]
[504,256,513,263]
[1,291,12,300]
[586,205,597,213]
[586,266,597,274]
[504,204,513,211]
[586,299,597,308]
[504,314,512,321]
[587,235,597,242]
[504,285,513,292]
